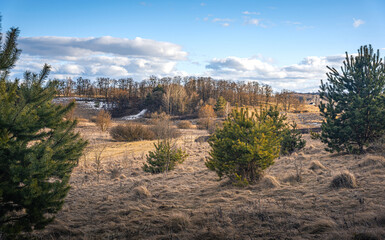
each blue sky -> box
[2,0,385,92]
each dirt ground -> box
[32,118,385,240]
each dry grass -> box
[330,170,357,188]
[30,119,385,239]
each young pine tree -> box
[142,140,187,173]
[319,45,385,153]
[0,25,87,237]
[214,96,227,117]
[206,107,284,185]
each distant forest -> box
[52,76,312,117]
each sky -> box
[1,0,385,92]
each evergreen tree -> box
[0,24,87,237]
[280,122,306,156]
[206,107,283,185]
[214,96,227,117]
[319,45,385,153]
[142,140,187,173]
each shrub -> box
[206,107,284,185]
[143,140,188,173]
[280,122,306,155]
[150,119,181,140]
[319,45,385,153]
[109,124,155,141]
[198,104,216,130]
[96,109,111,132]
[177,120,193,129]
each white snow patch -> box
[121,109,147,120]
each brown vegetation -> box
[30,118,385,239]
[96,109,111,132]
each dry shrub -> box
[132,186,151,199]
[309,160,327,171]
[150,119,180,139]
[96,109,111,132]
[109,124,155,141]
[197,104,216,131]
[177,120,193,129]
[150,111,170,124]
[330,171,357,188]
[260,175,280,189]
[168,212,190,233]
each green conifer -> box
[206,107,284,185]
[214,96,227,117]
[0,23,87,238]
[142,140,187,173]
[319,45,385,153]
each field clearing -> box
[32,118,385,240]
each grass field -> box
[30,115,385,240]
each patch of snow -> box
[121,109,147,120]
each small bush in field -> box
[143,140,188,173]
[206,107,284,185]
[177,120,193,129]
[151,119,181,139]
[198,104,216,130]
[96,109,111,132]
[109,124,155,141]
[280,122,306,156]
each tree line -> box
[53,76,306,117]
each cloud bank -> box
[205,55,345,92]
[12,35,348,92]
[13,36,188,80]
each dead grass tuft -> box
[132,186,151,199]
[168,212,190,233]
[260,175,280,188]
[309,160,327,171]
[330,171,357,188]
[302,218,336,234]
[358,156,385,168]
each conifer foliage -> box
[206,107,284,185]
[319,45,385,153]
[143,140,187,173]
[0,25,87,237]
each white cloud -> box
[11,36,188,80]
[212,18,233,23]
[245,18,260,26]
[353,18,365,28]
[242,11,260,15]
[222,23,230,27]
[19,36,187,60]
[205,55,346,92]
[200,2,206,6]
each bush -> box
[206,107,284,185]
[280,122,306,155]
[151,119,181,139]
[198,104,216,130]
[96,109,111,132]
[142,140,188,173]
[109,124,155,141]
[177,120,193,129]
